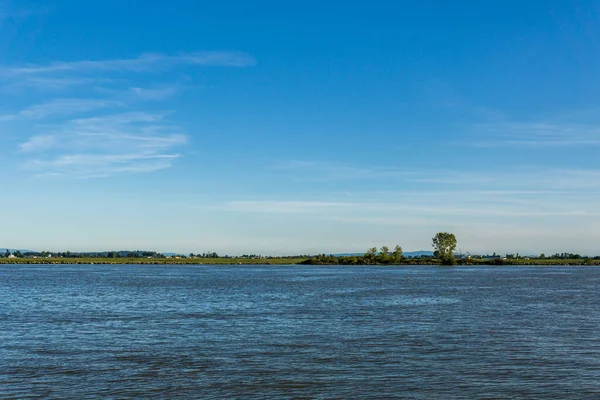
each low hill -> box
[0,248,33,254]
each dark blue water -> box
[1,265,599,399]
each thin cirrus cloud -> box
[281,160,600,190]
[21,112,188,178]
[471,121,600,147]
[259,160,600,226]
[93,85,181,101]
[278,160,421,181]
[1,50,255,178]
[2,77,115,92]
[127,86,179,100]
[221,186,600,222]
[27,153,182,179]
[0,98,122,121]
[0,51,256,77]
[215,197,600,247]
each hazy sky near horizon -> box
[1,0,600,255]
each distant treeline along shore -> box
[1,232,599,266]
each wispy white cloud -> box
[264,160,600,232]
[94,84,181,101]
[2,49,255,177]
[127,86,179,100]
[279,160,420,181]
[224,201,355,214]
[0,98,122,121]
[1,76,115,92]
[21,112,187,178]
[281,160,600,190]
[1,51,256,77]
[0,51,253,93]
[69,111,170,125]
[28,153,180,179]
[471,121,600,147]
[222,197,600,218]
[19,134,58,152]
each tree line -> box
[303,245,405,265]
[0,250,166,259]
[4,231,599,265]
[0,249,311,260]
[302,232,458,265]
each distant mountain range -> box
[0,248,33,253]
[404,251,434,257]
[0,249,160,256]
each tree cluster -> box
[302,245,404,265]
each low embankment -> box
[0,257,308,265]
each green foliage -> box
[391,245,404,263]
[307,254,340,265]
[378,246,390,263]
[364,247,378,264]
[432,232,457,265]
[301,244,407,266]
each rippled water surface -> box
[1,265,600,399]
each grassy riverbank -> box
[0,257,598,266]
[0,257,308,265]
[468,258,600,266]
[298,253,600,266]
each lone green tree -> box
[432,232,457,265]
[391,245,404,264]
[378,246,390,263]
[364,247,377,264]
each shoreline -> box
[0,258,598,266]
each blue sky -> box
[1,0,600,255]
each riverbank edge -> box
[0,258,598,266]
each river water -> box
[1,265,599,399]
